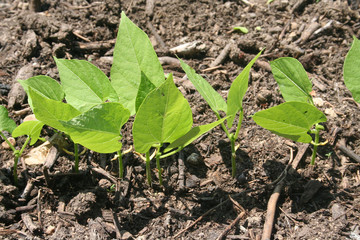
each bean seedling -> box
[179,50,262,177]
[253,57,327,165]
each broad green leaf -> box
[164,117,228,152]
[111,12,164,115]
[28,88,81,132]
[54,58,119,112]
[135,72,156,112]
[252,102,327,143]
[61,103,130,153]
[344,36,360,103]
[179,59,227,113]
[133,74,193,153]
[270,57,313,103]
[19,75,64,109]
[227,50,262,127]
[0,106,17,134]
[12,120,44,145]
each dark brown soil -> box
[1,0,360,239]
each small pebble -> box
[23,114,37,122]
[186,153,202,165]
[2,137,16,149]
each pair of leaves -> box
[0,105,43,146]
[180,50,263,130]
[253,57,326,143]
[133,75,226,153]
[344,36,360,103]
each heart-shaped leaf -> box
[133,74,193,153]
[61,102,130,153]
[12,120,44,145]
[252,101,326,143]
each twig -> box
[145,0,156,18]
[291,144,309,170]
[178,151,185,191]
[19,178,34,199]
[210,42,233,68]
[158,56,180,67]
[74,39,116,51]
[111,209,122,239]
[147,22,167,50]
[36,189,42,228]
[217,212,246,240]
[21,213,40,234]
[336,138,360,163]
[72,30,91,42]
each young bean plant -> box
[0,106,43,184]
[179,51,262,177]
[252,57,327,166]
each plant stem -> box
[145,151,152,185]
[155,145,163,186]
[230,137,236,178]
[310,125,320,165]
[160,147,183,159]
[117,150,123,179]
[74,143,79,172]
[0,132,16,152]
[13,136,31,185]
[215,112,231,139]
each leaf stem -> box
[230,137,236,178]
[13,136,30,185]
[74,143,79,173]
[160,147,183,159]
[117,150,123,179]
[145,151,152,185]
[155,145,163,186]
[0,132,16,152]
[310,124,322,165]
[215,111,231,139]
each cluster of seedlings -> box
[1,12,359,188]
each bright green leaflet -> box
[60,103,130,153]
[252,101,327,143]
[344,36,360,103]
[233,27,249,34]
[19,75,64,109]
[0,106,17,134]
[111,11,164,115]
[164,117,228,152]
[179,59,227,113]
[28,88,81,133]
[270,57,313,103]
[227,50,263,127]
[54,57,119,113]
[12,120,44,145]
[133,74,193,153]
[135,72,156,112]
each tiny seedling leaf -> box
[270,57,313,103]
[179,59,227,113]
[54,58,119,113]
[227,50,262,127]
[12,120,44,145]
[343,36,360,103]
[252,101,327,143]
[111,12,164,115]
[0,106,17,134]
[133,74,193,153]
[60,103,130,153]
[19,75,64,109]
[233,26,249,34]
[28,88,81,133]
[135,72,156,112]
[164,117,228,152]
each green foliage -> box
[0,106,17,134]
[233,26,249,34]
[133,74,193,153]
[270,57,313,103]
[12,120,44,145]
[252,102,326,143]
[61,103,130,153]
[343,36,360,103]
[111,12,165,115]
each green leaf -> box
[252,102,327,143]
[133,74,193,153]
[54,58,119,112]
[28,88,81,132]
[61,103,130,153]
[135,72,156,112]
[227,50,262,127]
[19,75,64,109]
[164,117,228,152]
[270,57,313,103]
[12,120,44,145]
[0,106,17,134]
[344,36,360,103]
[179,58,227,113]
[233,26,249,34]
[111,11,164,115]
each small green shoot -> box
[180,50,263,177]
[0,106,43,184]
[233,26,249,34]
[253,57,327,166]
